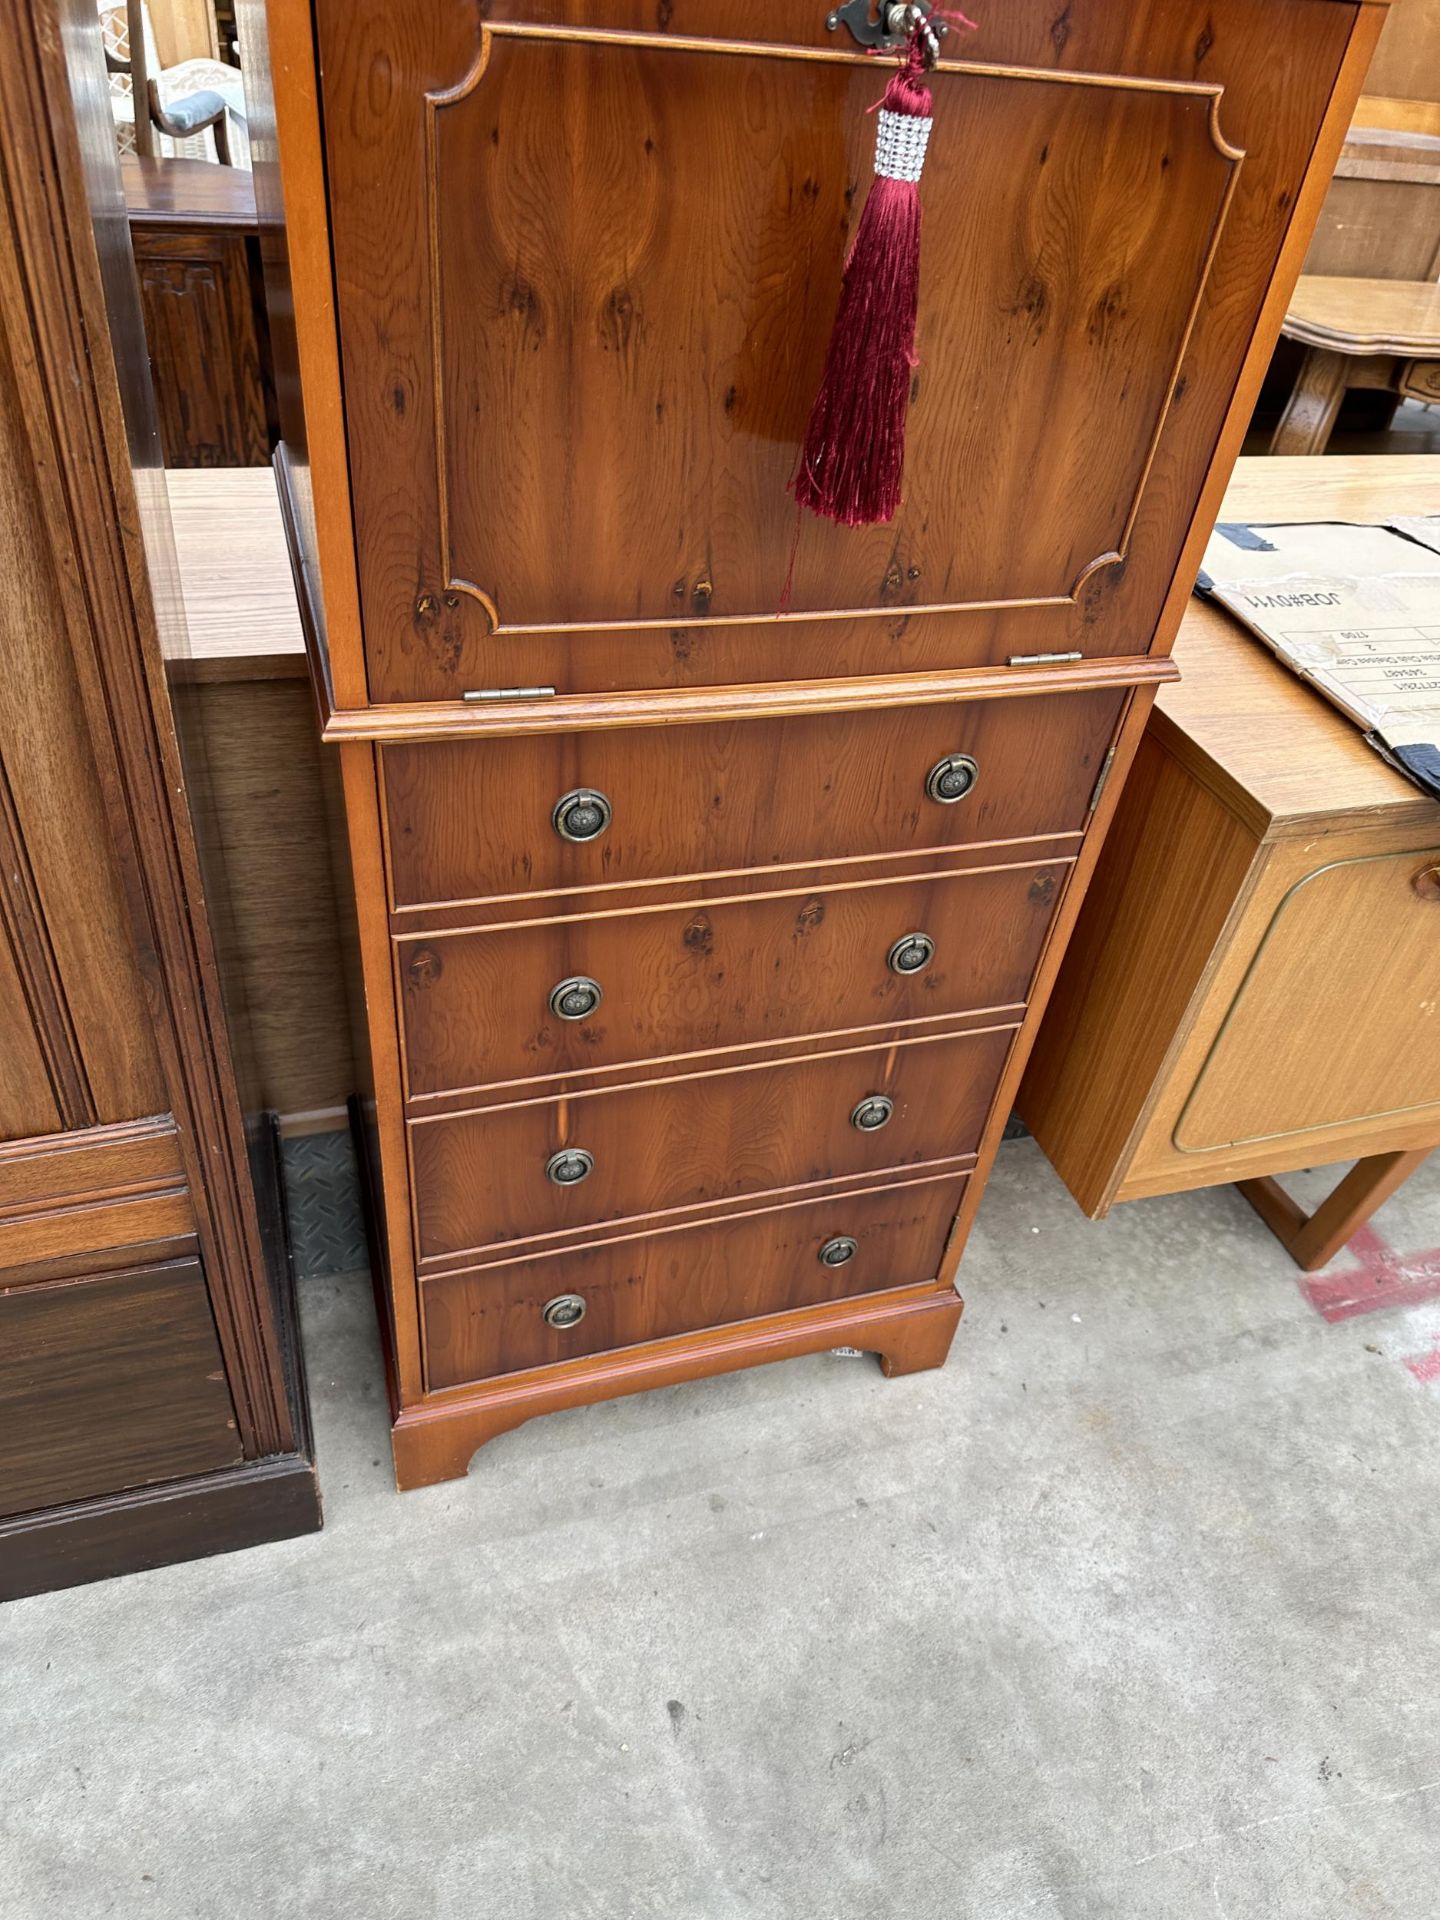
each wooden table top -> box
[122,154,257,232]
[1282,276,1440,355]
[167,467,305,681]
[1158,454,1440,838]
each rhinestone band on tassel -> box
[874,108,934,183]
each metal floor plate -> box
[280,1129,368,1280]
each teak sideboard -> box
[243,0,1387,1488]
[1021,454,1440,1254]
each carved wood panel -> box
[132,229,272,467]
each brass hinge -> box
[461,685,557,703]
[1088,744,1118,813]
[1008,651,1084,667]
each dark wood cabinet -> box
[124,156,275,467]
[0,1259,241,1517]
[0,5,318,1597]
[246,0,1386,1486]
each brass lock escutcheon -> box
[887,931,935,976]
[850,1093,895,1132]
[542,1293,587,1330]
[550,975,603,1021]
[925,753,978,805]
[818,1235,859,1267]
[545,1147,595,1186]
[552,788,612,843]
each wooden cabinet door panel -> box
[399,856,1069,1100]
[1175,846,1440,1151]
[313,0,1352,700]
[0,1258,241,1518]
[422,1175,967,1389]
[132,230,270,467]
[382,689,1121,908]
[410,1024,1010,1261]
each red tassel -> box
[793,41,934,528]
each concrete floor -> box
[3,1140,1439,1919]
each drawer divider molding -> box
[322,658,1179,744]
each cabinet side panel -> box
[241,0,369,708]
[1019,735,1258,1216]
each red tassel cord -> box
[792,28,950,529]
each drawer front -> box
[400,858,1068,1099]
[383,690,1121,909]
[0,1258,241,1520]
[422,1177,967,1389]
[411,1026,1011,1262]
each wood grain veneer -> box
[308,0,1361,710]
[0,1120,192,1270]
[1271,277,1440,452]
[422,1177,969,1389]
[251,0,1388,1483]
[379,691,1123,907]
[122,154,256,230]
[166,466,352,1122]
[396,856,1068,1102]
[0,0,319,1590]
[0,1258,241,1519]
[410,1025,1010,1262]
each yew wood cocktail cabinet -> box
[242,0,1386,1487]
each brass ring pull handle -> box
[887,931,935,975]
[818,1235,859,1267]
[925,753,978,805]
[1412,863,1440,903]
[542,1293,587,1330]
[552,789,612,843]
[850,1094,895,1132]
[545,1148,594,1186]
[550,976,603,1021]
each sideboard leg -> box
[1239,1149,1432,1273]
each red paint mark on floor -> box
[1405,1341,1440,1386]
[1301,1224,1440,1323]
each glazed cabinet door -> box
[314,0,1355,702]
